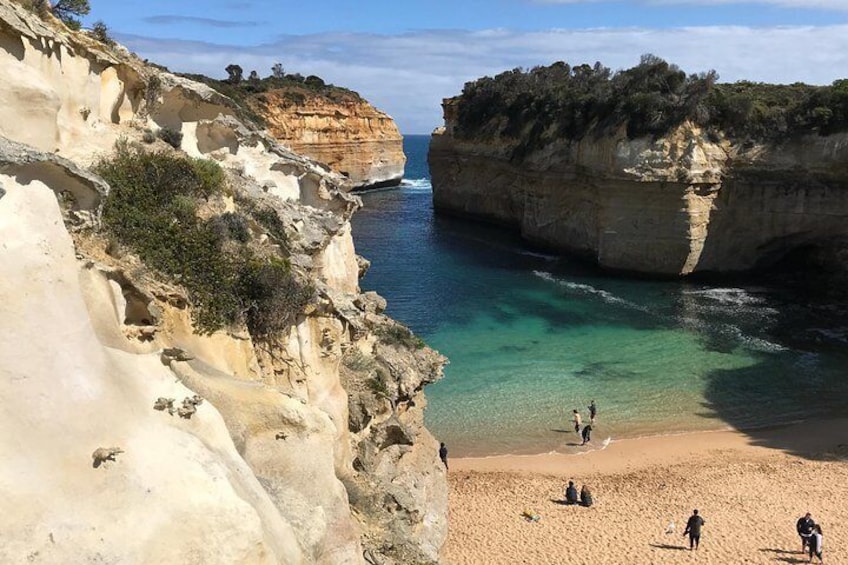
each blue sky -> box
[86,1,848,133]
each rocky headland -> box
[249,88,406,190]
[429,58,848,277]
[0,2,445,563]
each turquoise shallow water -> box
[351,135,848,457]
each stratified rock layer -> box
[430,110,848,276]
[250,90,406,189]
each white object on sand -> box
[665,522,675,534]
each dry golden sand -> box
[443,421,848,564]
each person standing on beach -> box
[797,512,815,552]
[439,442,448,470]
[683,509,705,550]
[572,409,582,433]
[581,423,592,445]
[588,400,597,423]
[809,524,823,564]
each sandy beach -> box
[443,420,848,564]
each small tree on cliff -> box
[45,0,91,30]
[225,64,243,84]
[271,63,285,79]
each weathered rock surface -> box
[250,89,406,190]
[0,2,447,564]
[430,109,848,276]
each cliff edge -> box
[0,2,445,563]
[429,58,848,276]
[248,87,406,190]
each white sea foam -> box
[682,287,768,306]
[536,271,790,352]
[518,250,558,261]
[400,178,432,191]
[533,271,650,312]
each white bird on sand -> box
[665,522,676,535]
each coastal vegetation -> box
[180,65,363,127]
[454,54,848,158]
[95,143,312,338]
[16,0,90,29]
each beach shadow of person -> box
[550,429,575,434]
[549,498,578,506]
[648,543,689,551]
[771,557,808,564]
[759,548,799,555]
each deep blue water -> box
[351,135,848,457]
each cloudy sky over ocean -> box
[89,0,848,133]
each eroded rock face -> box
[250,90,406,190]
[0,3,447,564]
[430,114,848,276]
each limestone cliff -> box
[430,102,848,276]
[248,88,406,190]
[0,2,446,564]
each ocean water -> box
[351,135,848,457]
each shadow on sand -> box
[759,548,807,563]
[701,360,848,462]
[648,543,689,551]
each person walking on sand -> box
[439,442,448,470]
[572,409,582,433]
[581,423,592,445]
[588,400,597,423]
[808,524,823,564]
[683,509,705,550]
[797,512,815,553]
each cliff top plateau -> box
[430,55,848,278]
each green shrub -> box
[157,126,183,149]
[207,212,251,243]
[367,369,391,399]
[95,145,311,337]
[454,54,848,157]
[90,20,114,45]
[375,324,425,350]
[342,348,377,372]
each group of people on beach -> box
[564,480,593,507]
[571,399,596,445]
[797,512,825,563]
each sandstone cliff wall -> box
[430,110,848,276]
[0,3,446,563]
[251,91,406,190]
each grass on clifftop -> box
[454,54,848,159]
[95,143,312,338]
[177,72,363,127]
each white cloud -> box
[120,24,848,134]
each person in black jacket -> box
[439,442,448,470]
[808,524,823,564]
[581,424,592,445]
[683,509,705,550]
[796,512,815,552]
[565,481,579,505]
